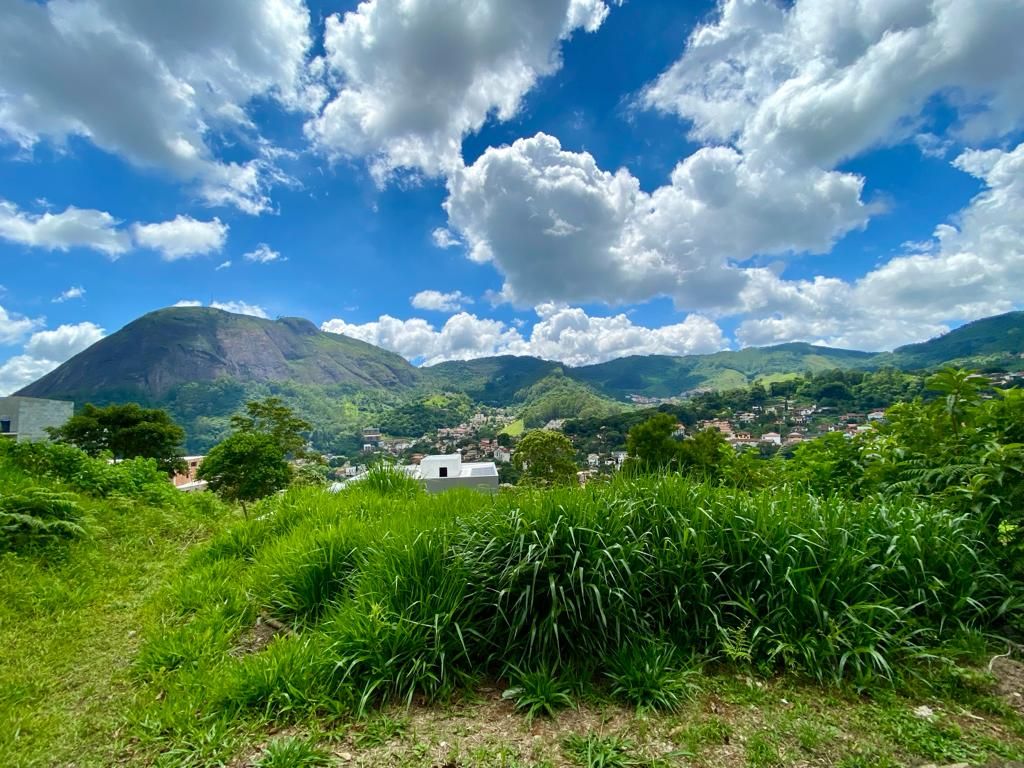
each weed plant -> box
[502,664,574,721]
[255,736,331,767]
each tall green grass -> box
[135,475,1019,740]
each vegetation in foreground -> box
[2,368,1024,766]
[123,472,1023,765]
[0,440,230,766]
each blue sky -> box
[1,0,1023,392]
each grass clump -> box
[351,713,408,748]
[606,639,700,713]
[562,733,643,768]
[502,664,574,721]
[745,730,783,768]
[358,461,423,496]
[255,736,331,767]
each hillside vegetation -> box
[884,310,1024,369]
[516,371,625,427]
[0,441,230,767]
[2,378,1024,765]
[13,308,1024,454]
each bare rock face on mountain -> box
[17,307,419,401]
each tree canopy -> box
[48,402,185,473]
[512,429,578,487]
[625,412,679,469]
[197,432,291,511]
[230,396,313,459]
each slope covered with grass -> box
[0,442,232,767]
[129,477,1022,764]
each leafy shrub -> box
[0,439,176,504]
[0,487,85,551]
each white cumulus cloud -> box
[520,304,727,366]
[0,200,131,257]
[133,215,228,260]
[445,133,872,309]
[173,299,269,318]
[24,321,105,362]
[411,290,472,312]
[0,305,44,346]
[0,0,318,213]
[0,320,105,395]
[643,0,1024,168]
[321,304,726,366]
[306,0,616,180]
[210,300,269,318]
[735,141,1024,350]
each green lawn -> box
[500,418,525,436]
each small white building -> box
[331,453,498,495]
[494,446,512,463]
[760,432,782,446]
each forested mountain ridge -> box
[14,307,1024,452]
[883,310,1024,369]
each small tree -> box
[230,396,313,458]
[513,429,577,486]
[625,413,680,471]
[198,432,291,513]
[678,427,731,479]
[49,402,185,474]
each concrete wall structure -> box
[0,396,73,442]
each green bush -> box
[0,439,177,504]
[0,487,86,551]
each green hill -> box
[885,311,1024,369]
[515,370,626,427]
[419,355,562,404]
[17,307,419,452]
[552,343,876,400]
